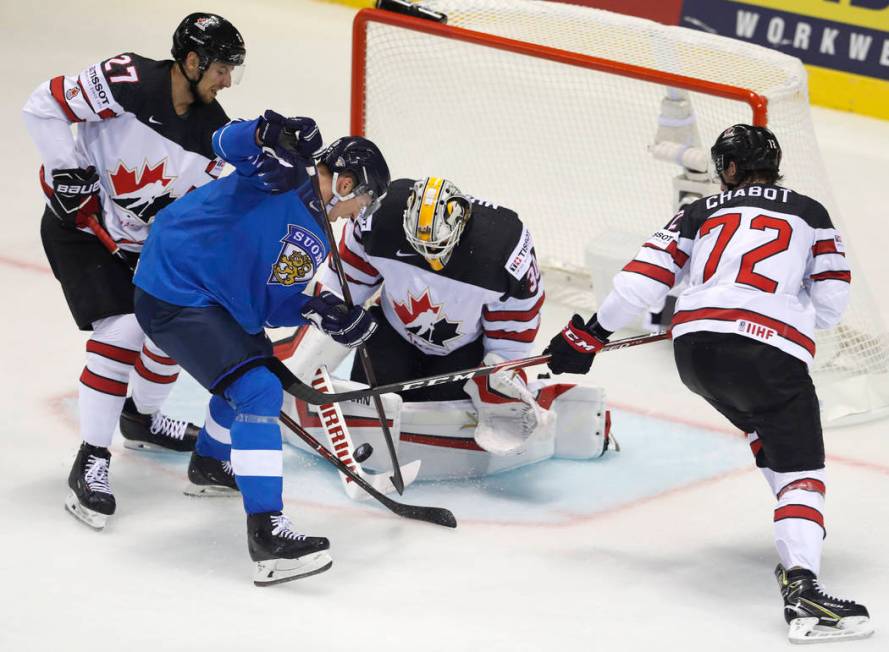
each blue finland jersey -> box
[134,118,328,334]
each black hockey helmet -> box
[172,13,246,70]
[711,124,782,184]
[317,136,391,202]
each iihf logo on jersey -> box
[393,289,461,349]
[109,160,176,224]
[268,225,326,286]
[737,319,775,342]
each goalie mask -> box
[403,177,472,271]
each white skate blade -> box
[788,616,874,644]
[344,459,422,501]
[123,439,186,453]
[183,483,239,497]
[64,491,109,530]
[253,551,333,586]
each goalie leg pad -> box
[533,383,611,459]
[283,324,350,384]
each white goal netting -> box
[353,0,889,423]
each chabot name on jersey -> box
[705,185,791,210]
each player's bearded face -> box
[195,62,235,103]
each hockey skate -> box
[65,442,115,530]
[183,451,239,497]
[775,564,873,644]
[119,397,198,452]
[248,512,332,586]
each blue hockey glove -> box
[257,111,322,163]
[300,291,377,349]
[255,154,304,193]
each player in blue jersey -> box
[133,111,391,585]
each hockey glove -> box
[300,291,377,349]
[255,154,304,194]
[48,166,102,228]
[257,111,322,164]
[464,352,554,456]
[544,314,611,375]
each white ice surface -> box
[1,1,887,650]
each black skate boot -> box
[119,397,198,452]
[65,442,115,530]
[183,451,239,497]
[248,512,332,586]
[775,564,873,643]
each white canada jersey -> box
[317,178,545,360]
[597,184,851,366]
[23,53,228,251]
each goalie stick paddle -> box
[278,410,457,528]
[306,162,406,495]
[279,330,671,405]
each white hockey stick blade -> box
[787,615,874,645]
[344,459,422,501]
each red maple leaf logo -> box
[109,160,173,195]
[393,290,439,326]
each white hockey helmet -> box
[402,177,471,270]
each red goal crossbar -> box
[351,8,768,136]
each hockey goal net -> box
[351,0,889,423]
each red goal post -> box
[351,8,769,132]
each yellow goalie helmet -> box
[402,177,472,271]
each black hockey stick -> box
[307,164,407,495]
[279,410,457,528]
[278,330,671,405]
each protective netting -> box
[354,0,889,422]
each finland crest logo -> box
[268,225,326,286]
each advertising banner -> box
[680,0,889,118]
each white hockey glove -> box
[464,353,554,456]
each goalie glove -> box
[544,314,611,375]
[257,110,322,164]
[47,166,102,229]
[464,352,554,456]
[300,291,377,349]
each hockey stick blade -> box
[279,411,456,528]
[346,460,422,501]
[281,331,671,405]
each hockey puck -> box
[353,443,373,463]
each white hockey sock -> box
[130,337,180,415]
[770,467,826,576]
[79,315,143,448]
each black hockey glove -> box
[48,166,102,228]
[257,111,322,164]
[300,291,377,349]
[544,314,611,375]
